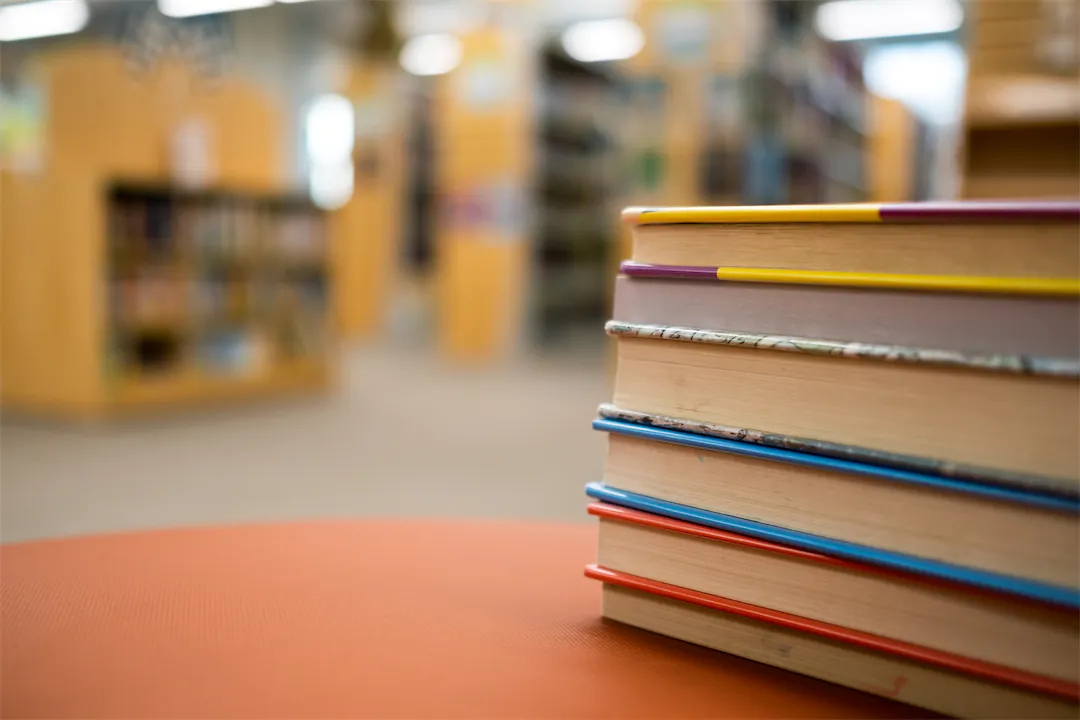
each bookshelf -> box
[104,183,331,409]
[961,0,1080,199]
[1,44,334,419]
[534,44,620,347]
[619,0,870,210]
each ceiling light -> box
[0,0,89,42]
[815,0,963,42]
[157,0,273,19]
[562,18,644,63]
[864,41,966,125]
[399,33,463,77]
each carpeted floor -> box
[1,343,611,543]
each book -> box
[586,482,1078,608]
[612,272,1080,358]
[588,566,1079,719]
[598,403,1079,496]
[588,502,1078,681]
[592,415,1079,589]
[620,261,1080,296]
[607,320,1080,484]
[621,202,1080,278]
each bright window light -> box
[396,1,485,37]
[562,18,645,63]
[157,0,273,19]
[865,41,966,125]
[306,93,354,211]
[0,0,89,42]
[305,94,355,167]
[309,162,353,211]
[816,0,963,42]
[545,0,639,25]
[399,33,463,77]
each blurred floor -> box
[1,343,610,543]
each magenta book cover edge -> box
[878,202,1080,222]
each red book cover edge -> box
[587,502,1073,610]
[586,563,1079,701]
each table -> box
[1,520,927,718]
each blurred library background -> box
[1,0,1077,541]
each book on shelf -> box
[587,201,1080,716]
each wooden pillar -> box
[868,95,916,202]
[331,63,406,340]
[433,19,535,363]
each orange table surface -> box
[1,519,929,718]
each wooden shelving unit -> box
[533,45,620,347]
[103,184,332,412]
[961,1,1080,199]
[867,95,939,202]
[618,0,871,210]
[0,44,335,419]
[966,74,1080,128]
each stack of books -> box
[586,202,1080,718]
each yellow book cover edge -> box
[712,268,1080,297]
[622,202,1080,225]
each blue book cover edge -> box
[593,417,1079,514]
[585,481,1079,609]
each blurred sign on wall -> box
[653,2,711,66]
[0,84,46,174]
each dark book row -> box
[103,184,330,379]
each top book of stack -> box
[622,202,1080,284]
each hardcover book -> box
[587,502,1078,680]
[611,271,1080,358]
[588,565,1079,719]
[592,413,1080,589]
[606,320,1080,484]
[586,482,1078,608]
[621,202,1080,278]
